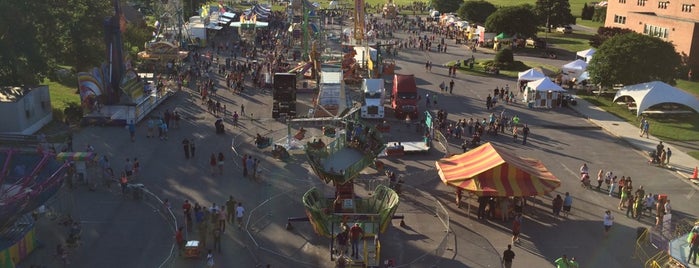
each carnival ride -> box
[0,149,71,267]
[296,120,400,266]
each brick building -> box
[604,0,699,70]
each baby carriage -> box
[648,150,661,165]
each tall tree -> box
[484,5,539,37]
[588,33,681,87]
[431,0,464,13]
[0,1,52,85]
[534,0,575,29]
[457,1,497,24]
[588,27,634,48]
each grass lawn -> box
[484,0,588,17]
[576,18,603,29]
[448,59,560,79]
[577,95,699,141]
[539,30,595,52]
[675,79,699,96]
[688,151,699,160]
[44,79,80,111]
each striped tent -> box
[436,143,560,197]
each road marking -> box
[686,188,696,200]
[561,163,578,178]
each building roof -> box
[0,87,30,103]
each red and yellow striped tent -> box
[436,142,560,197]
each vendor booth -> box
[436,142,560,197]
[576,48,596,63]
[613,81,699,116]
[561,59,588,83]
[517,68,546,92]
[523,78,566,108]
[493,32,512,51]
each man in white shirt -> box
[236,203,245,229]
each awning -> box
[206,23,223,30]
[222,12,236,19]
[436,143,560,197]
[56,152,97,161]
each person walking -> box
[127,120,136,142]
[688,230,699,265]
[665,148,672,165]
[235,202,245,229]
[217,152,225,175]
[226,196,236,224]
[511,213,522,244]
[521,124,530,145]
[552,194,563,217]
[182,138,190,159]
[212,227,222,253]
[120,172,128,196]
[175,227,185,256]
[563,192,573,218]
[349,223,364,259]
[205,249,215,267]
[336,226,349,256]
[455,188,463,208]
[502,244,515,268]
[209,154,217,176]
[554,254,570,268]
[449,79,455,94]
[603,210,614,237]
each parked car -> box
[556,25,573,34]
[526,37,547,48]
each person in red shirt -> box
[349,223,364,259]
[175,227,184,256]
[511,213,522,244]
[182,200,192,225]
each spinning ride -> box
[300,120,399,266]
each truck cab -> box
[361,79,386,119]
[391,74,418,119]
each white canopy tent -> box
[524,78,566,108]
[562,59,588,82]
[517,68,547,92]
[576,48,596,63]
[518,69,546,81]
[613,81,699,116]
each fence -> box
[137,186,179,268]
[243,176,452,267]
[634,217,695,267]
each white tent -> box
[517,68,547,93]
[576,48,596,63]
[524,78,566,108]
[562,59,588,82]
[613,81,699,116]
[518,68,546,81]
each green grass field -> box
[44,79,80,111]
[578,95,699,141]
[539,30,595,52]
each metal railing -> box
[137,186,179,268]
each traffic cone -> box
[692,166,698,180]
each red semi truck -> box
[391,74,418,119]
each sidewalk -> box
[569,96,699,183]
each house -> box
[0,86,53,134]
[604,0,699,69]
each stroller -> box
[648,150,661,165]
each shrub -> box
[494,48,514,65]
[63,102,83,124]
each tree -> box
[0,1,52,85]
[534,0,575,28]
[431,0,464,13]
[457,1,497,24]
[494,48,514,64]
[588,33,681,87]
[484,5,539,37]
[588,27,634,48]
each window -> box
[682,4,695,12]
[619,0,626,3]
[658,1,669,8]
[614,15,627,24]
[643,24,669,38]
[637,0,647,5]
